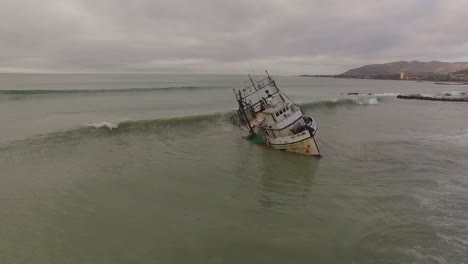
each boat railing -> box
[234,72,280,103]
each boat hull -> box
[268,131,321,156]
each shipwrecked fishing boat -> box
[231,71,321,156]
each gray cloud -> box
[0,0,467,74]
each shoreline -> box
[434,82,468,85]
[298,75,468,85]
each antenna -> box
[248,74,257,90]
[248,62,257,76]
[265,70,279,92]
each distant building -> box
[399,71,451,81]
[449,73,468,81]
[400,72,411,80]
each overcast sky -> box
[0,0,467,74]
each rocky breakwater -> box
[397,91,468,102]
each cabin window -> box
[286,106,289,110]
[275,112,279,117]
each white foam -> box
[86,122,119,130]
[454,129,468,144]
[449,91,462,96]
[427,129,468,145]
[374,92,400,96]
[356,98,378,105]
[420,94,434,97]
[445,91,468,96]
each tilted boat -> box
[231,71,321,156]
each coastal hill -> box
[340,61,468,77]
[453,68,468,75]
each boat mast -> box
[236,90,254,133]
[265,70,279,93]
[265,70,298,106]
[248,74,257,91]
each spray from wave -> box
[360,98,378,105]
[86,122,119,130]
[374,92,401,97]
[444,91,467,96]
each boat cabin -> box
[263,102,292,123]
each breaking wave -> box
[374,92,401,97]
[299,98,379,109]
[365,98,379,105]
[86,122,119,130]
[1,97,382,149]
[444,91,467,96]
[341,92,400,97]
[86,98,380,132]
[110,112,231,131]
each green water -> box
[0,74,467,263]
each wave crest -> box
[86,122,119,130]
[1,98,382,148]
[299,98,379,109]
[81,98,379,135]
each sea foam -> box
[356,98,379,105]
[374,92,401,97]
[86,122,119,130]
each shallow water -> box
[1,74,467,263]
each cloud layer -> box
[1,0,467,74]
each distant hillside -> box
[453,68,468,75]
[340,61,468,76]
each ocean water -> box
[0,73,467,263]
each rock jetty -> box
[397,94,468,102]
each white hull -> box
[268,131,321,156]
